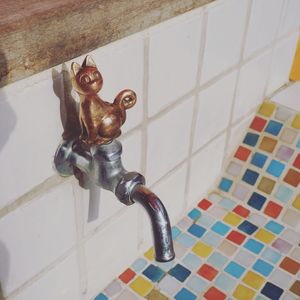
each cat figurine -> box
[70,55,136,145]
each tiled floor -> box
[95,99,300,300]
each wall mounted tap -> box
[54,56,175,262]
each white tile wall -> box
[266,32,299,94]
[11,252,81,300]
[0,183,76,296]
[188,133,226,205]
[233,49,272,121]
[272,82,300,111]
[84,207,139,299]
[1,0,299,297]
[193,70,237,152]
[244,0,284,58]
[148,10,203,117]
[201,0,248,84]
[146,97,194,185]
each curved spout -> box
[131,184,175,262]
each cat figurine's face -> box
[71,55,103,95]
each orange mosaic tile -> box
[280,257,300,275]
[204,287,226,300]
[284,168,300,187]
[259,136,277,153]
[264,201,283,218]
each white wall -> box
[0,0,299,299]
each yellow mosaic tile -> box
[233,284,256,300]
[242,271,265,290]
[292,114,300,129]
[192,241,213,258]
[130,276,153,297]
[258,101,276,117]
[223,212,242,226]
[146,289,169,300]
[144,247,154,260]
[292,194,300,210]
[254,228,275,244]
[257,177,275,194]
[259,137,277,153]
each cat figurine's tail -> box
[114,89,137,111]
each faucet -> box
[54,56,175,262]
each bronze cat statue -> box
[70,55,136,145]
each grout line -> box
[221,0,253,169]
[183,9,208,211]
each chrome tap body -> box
[54,139,175,262]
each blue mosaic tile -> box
[247,192,267,210]
[251,152,268,168]
[244,238,264,254]
[175,288,196,300]
[197,214,215,227]
[238,220,258,235]
[242,169,259,185]
[95,294,108,300]
[188,224,206,238]
[219,178,233,192]
[215,273,236,292]
[252,259,274,276]
[261,248,282,264]
[188,209,201,221]
[131,258,147,272]
[266,159,285,177]
[219,198,236,210]
[207,252,228,269]
[243,132,259,146]
[142,264,164,282]
[172,226,181,239]
[264,221,284,235]
[186,275,208,294]
[169,264,191,282]
[261,282,284,300]
[224,262,245,279]
[201,231,222,247]
[265,120,283,136]
[177,233,196,248]
[182,253,202,271]
[274,184,293,203]
[211,221,231,236]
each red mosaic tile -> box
[293,154,300,169]
[119,268,136,284]
[234,146,251,161]
[280,257,300,275]
[204,287,226,300]
[284,169,300,187]
[198,199,212,210]
[226,230,247,245]
[264,201,283,219]
[197,264,218,281]
[250,116,267,132]
[233,205,250,218]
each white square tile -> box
[193,70,237,152]
[188,133,226,205]
[12,252,81,300]
[0,79,62,208]
[272,82,300,111]
[233,50,272,122]
[148,10,203,116]
[244,0,284,58]
[82,130,143,235]
[146,97,194,185]
[279,0,300,36]
[84,207,139,299]
[201,0,248,84]
[266,32,299,95]
[0,183,77,296]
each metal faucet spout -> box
[131,185,175,262]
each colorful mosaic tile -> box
[96,101,300,300]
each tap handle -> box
[70,55,137,146]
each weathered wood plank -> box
[0,0,213,87]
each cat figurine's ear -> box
[83,55,96,68]
[71,62,81,76]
